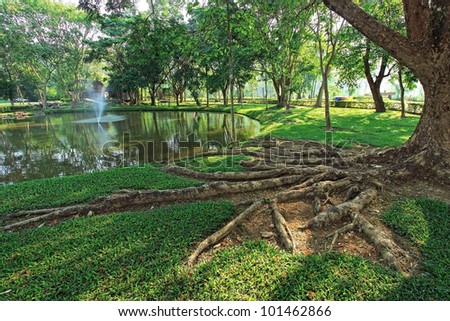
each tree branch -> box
[323,0,428,78]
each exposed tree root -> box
[299,189,377,229]
[327,222,355,250]
[270,200,295,252]
[3,137,423,274]
[351,213,402,271]
[1,175,307,231]
[187,200,265,267]
[163,165,327,181]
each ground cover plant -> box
[0,201,236,300]
[381,199,450,300]
[1,199,447,300]
[176,155,252,173]
[0,165,200,216]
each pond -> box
[0,111,260,184]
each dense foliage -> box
[0,0,422,114]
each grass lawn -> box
[0,165,201,216]
[176,155,252,173]
[228,105,420,147]
[1,199,448,300]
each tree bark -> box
[149,84,157,106]
[221,87,228,106]
[42,82,48,109]
[405,78,450,163]
[226,0,237,147]
[322,71,332,130]
[315,82,324,107]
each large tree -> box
[323,0,450,176]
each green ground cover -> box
[1,199,447,300]
[381,198,450,300]
[227,105,419,147]
[0,165,200,216]
[177,155,252,173]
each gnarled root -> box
[270,200,295,252]
[163,165,326,181]
[351,214,402,271]
[299,189,377,229]
[326,222,355,250]
[2,175,306,231]
[187,201,265,267]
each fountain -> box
[74,81,126,124]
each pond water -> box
[0,111,260,184]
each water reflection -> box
[0,111,260,183]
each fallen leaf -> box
[307,291,316,298]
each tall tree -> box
[226,0,237,146]
[336,27,394,113]
[323,0,450,174]
[311,4,345,130]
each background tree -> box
[311,3,345,130]
[246,0,315,109]
[390,63,418,118]
[336,26,393,112]
[336,0,404,113]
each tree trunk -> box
[42,82,48,109]
[238,85,243,104]
[405,79,450,165]
[221,87,228,106]
[16,85,24,105]
[366,76,385,113]
[279,85,288,109]
[398,65,406,118]
[315,82,324,107]
[264,77,268,110]
[149,84,156,106]
[323,71,332,131]
[363,49,387,113]
[205,66,210,107]
[226,0,237,147]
